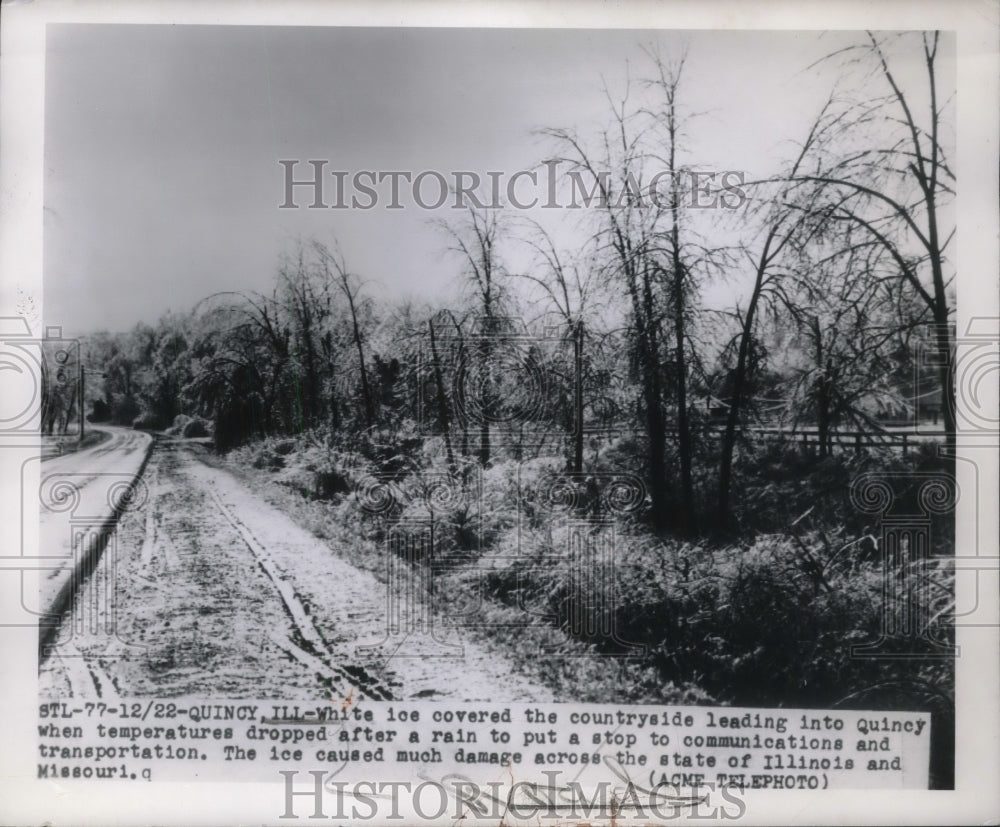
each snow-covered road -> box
[38,436,551,703]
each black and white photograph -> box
[1,2,997,824]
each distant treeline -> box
[52,32,953,532]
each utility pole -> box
[78,356,106,445]
[78,343,85,443]
[573,319,584,474]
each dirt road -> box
[38,437,551,702]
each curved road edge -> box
[38,426,154,659]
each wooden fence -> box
[719,426,947,455]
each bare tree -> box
[541,71,675,531]
[776,233,910,454]
[515,219,602,473]
[276,246,328,431]
[437,207,512,466]
[312,239,376,429]
[787,32,955,445]
[646,51,698,533]
[715,102,835,527]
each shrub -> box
[474,517,952,722]
[312,468,351,499]
[131,411,161,430]
[171,414,192,432]
[343,419,424,479]
[181,418,210,438]
[111,395,141,426]
[273,439,296,456]
[88,398,111,423]
[245,441,285,470]
[245,438,366,502]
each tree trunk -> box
[817,381,830,458]
[717,306,756,527]
[663,73,695,536]
[479,356,493,468]
[345,289,375,429]
[935,321,956,452]
[717,230,777,528]
[623,258,669,534]
[930,276,956,453]
[672,263,695,534]
[429,319,456,474]
[572,319,584,474]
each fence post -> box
[902,434,908,456]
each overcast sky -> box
[42,25,942,335]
